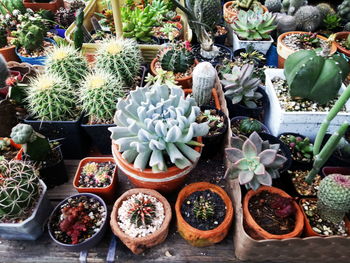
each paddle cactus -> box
[160,42,195,74]
[10,124,51,162]
[294,5,322,32]
[284,44,350,105]
[221,64,262,109]
[338,0,350,23]
[95,37,141,86]
[109,84,210,172]
[264,0,282,13]
[225,132,287,190]
[46,45,89,86]
[80,69,125,123]
[317,174,350,224]
[192,62,216,106]
[0,160,40,220]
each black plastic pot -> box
[233,48,266,68]
[24,114,89,159]
[214,33,228,46]
[225,87,269,121]
[230,116,271,137]
[322,166,350,177]
[322,134,350,167]
[199,106,228,158]
[192,43,233,67]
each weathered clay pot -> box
[110,188,172,254]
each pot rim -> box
[230,116,271,135]
[334,32,350,55]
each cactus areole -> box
[284,43,350,105]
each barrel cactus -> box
[277,14,297,34]
[190,0,222,30]
[109,84,210,172]
[317,174,350,224]
[45,45,89,86]
[192,62,216,106]
[160,42,195,74]
[26,73,78,121]
[294,5,322,32]
[0,160,40,221]
[338,0,350,23]
[225,132,287,190]
[264,0,282,13]
[95,37,142,86]
[80,69,125,124]
[284,45,350,105]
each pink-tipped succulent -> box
[270,196,295,218]
[225,132,287,190]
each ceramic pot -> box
[223,1,268,24]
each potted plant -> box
[11,123,68,188]
[73,157,117,203]
[231,117,270,137]
[220,63,269,120]
[152,22,181,44]
[223,0,268,24]
[48,193,108,251]
[110,188,172,254]
[334,31,350,57]
[0,137,21,161]
[230,9,276,55]
[175,182,233,246]
[109,84,209,193]
[23,0,64,12]
[150,41,197,89]
[0,14,19,62]
[277,31,337,68]
[0,160,52,240]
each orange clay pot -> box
[110,188,172,254]
[0,138,21,160]
[111,137,202,193]
[243,186,304,240]
[23,0,64,12]
[0,41,19,62]
[334,32,350,58]
[223,1,268,24]
[277,31,337,68]
[299,198,350,237]
[175,182,234,247]
[73,157,118,203]
[183,88,221,110]
[150,58,199,89]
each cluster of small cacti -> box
[129,197,157,227]
[294,5,322,32]
[264,0,282,13]
[282,0,307,15]
[193,195,215,220]
[192,62,216,106]
[338,0,350,22]
[160,42,195,73]
[0,160,40,221]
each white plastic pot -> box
[0,180,52,240]
[264,68,350,140]
[232,32,273,55]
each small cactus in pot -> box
[160,42,195,74]
[192,62,216,107]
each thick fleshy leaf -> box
[165,126,182,142]
[249,132,263,153]
[242,139,257,158]
[115,137,137,152]
[231,136,245,149]
[244,100,257,109]
[155,121,167,137]
[257,172,272,186]
[230,94,243,105]
[149,139,166,150]
[247,177,261,191]
[192,122,210,137]
[138,129,154,142]
[166,143,185,164]
[150,149,166,171]
[259,149,277,166]
[122,149,138,163]
[268,154,287,169]
[176,142,200,162]
[109,127,132,140]
[133,150,151,171]
[130,141,147,153]
[225,148,244,163]
[254,163,265,175]
[234,158,249,170]
[238,170,254,185]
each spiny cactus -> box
[282,0,306,15]
[338,0,350,23]
[45,45,89,86]
[10,124,51,162]
[239,118,263,134]
[160,42,195,74]
[95,37,141,86]
[192,62,216,106]
[221,64,262,109]
[231,9,277,40]
[317,174,350,224]
[294,5,322,32]
[193,195,215,220]
[284,45,350,105]
[225,132,287,190]
[0,160,40,220]
[129,197,157,227]
[80,69,125,124]
[277,14,297,34]
[26,73,78,121]
[264,0,282,13]
[189,0,222,30]
[316,3,335,21]
[109,84,210,172]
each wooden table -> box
[0,158,245,263]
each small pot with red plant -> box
[196,106,228,157]
[230,116,270,137]
[48,193,108,251]
[0,137,21,161]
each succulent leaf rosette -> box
[109,84,210,172]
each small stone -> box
[312,227,322,233]
[165,251,172,257]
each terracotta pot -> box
[223,1,268,24]
[175,182,234,247]
[110,188,172,254]
[277,31,337,68]
[334,32,350,58]
[73,157,118,203]
[23,0,64,12]
[243,186,304,240]
[0,138,21,160]
[111,137,203,193]
[0,43,19,62]
[150,58,198,89]
[183,88,221,110]
[299,198,350,237]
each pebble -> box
[313,227,322,233]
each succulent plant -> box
[276,14,297,34]
[323,14,341,31]
[128,197,157,227]
[317,3,335,21]
[10,124,51,162]
[284,44,350,105]
[192,62,216,106]
[95,37,141,86]
[231,9,277,40]
[264,0,282,13]
[239,118,263,134]
[186,0,222,30]
[73,8,84,51]
[221,64,262,109]
[0,138,10,151]
[338,0,350,23]
[280,135,313,160]
[26,73,78,121]
[282,0,306,15]
[298,32,320,47]
[193,195,215,220]
[294,5,322,32]
[0,0,26,15]
[160,42,195,74]
[345,22,350,31]
[0,160,40,220]
[345,34,350,50]
[145,68,179,88]
[45,45,89,86]
[80,69,125,124]
[109,84,209,172]
[317,174,350,224]
[225,132,287,190]
[270,195,295,218]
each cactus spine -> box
[191,62,216,106]
[0,160,40,220]
[294,5,322,32]
[264,0,282,13]
[95,37,141,86]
